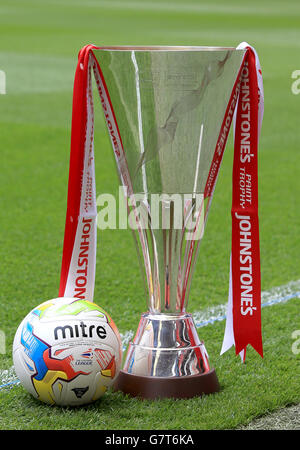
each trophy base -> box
[114,312,220,399]
[114,368,220,400]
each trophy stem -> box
[114,312,220,399]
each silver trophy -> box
[93,46,246,398]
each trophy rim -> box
[96,45,242,52]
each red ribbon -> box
[59,45,97,298]
[231,49,263,357]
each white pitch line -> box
[194,279,300,327]
[1,279,299,390]
[0,366,19,389]
[120,279,300,349]
[120,330,134,350]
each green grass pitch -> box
[0,0,300,430]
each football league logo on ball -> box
[13,298,122,406]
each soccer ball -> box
[13,297,122,406]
